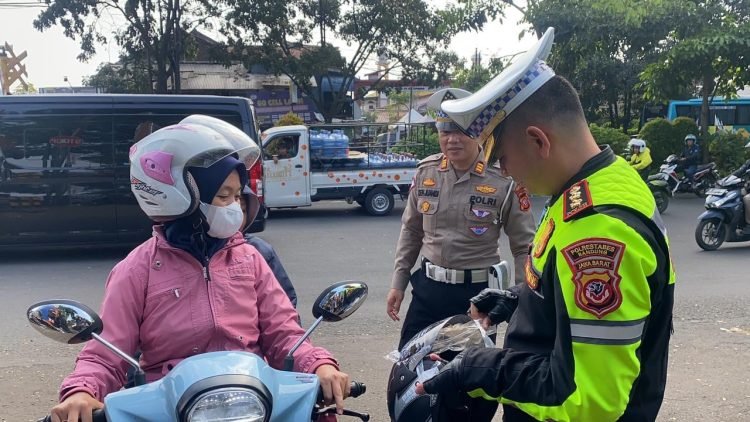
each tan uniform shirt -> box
[391,152,536,290]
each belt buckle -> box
[434,266,447,282]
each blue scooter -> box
[28,282,370,422]
[695,173,750,250]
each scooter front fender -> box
[697,209,728,222]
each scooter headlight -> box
[186,388,268,422]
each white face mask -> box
[199,201,244,239]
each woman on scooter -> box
[49,115,349,422]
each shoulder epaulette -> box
[418,153,445,168]
[563,179,594,221]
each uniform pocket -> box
[418,198,439,233]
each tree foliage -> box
[274,112,306,127]
[33,0,210,93]
[218,0,449,122]
[640,0,750,138]
[83,62,151,93]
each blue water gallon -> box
[333,129,350,158]
[309,130,324,157]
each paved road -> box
[0,196,748,421]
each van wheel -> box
[365,188,394,216]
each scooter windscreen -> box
[385,315,495,422]
[386,314,494,370]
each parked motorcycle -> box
[386,261,510,422]
[695,174,750,251]
[28,281,371,422]
[647,154,719,213]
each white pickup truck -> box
[260,124,423,216]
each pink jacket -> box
[60,228,337,401]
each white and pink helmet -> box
[129,115,260,222]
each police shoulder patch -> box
[525,256,541,293]
[562,238,625,318]
[514,184,531,212]
[563,180,593,221]
[533,218,555,258]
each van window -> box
[112,111,245,165]
[264,135,300,160]
[1,114,113,172]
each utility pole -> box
[0,43,29,95]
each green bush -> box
[639,118,681,167]
[671,117,700,143]
[392,131,440,159]
[707,132,750,176]
[274,112,305,127]
[589,123,630,156]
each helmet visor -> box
[186,144,260,170]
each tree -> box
[12,83,36,95]
[452,56,507,92]
[640,0,750,139]
[275,112,305,127]
[33,0,210,93]
[218,0,449,122]
[83,62,151,93]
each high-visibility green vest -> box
[468,155,676,421]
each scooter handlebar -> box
[40,409,106,422]
[42,384,366,422]
[317,381,367,402]
[349,381,367,398]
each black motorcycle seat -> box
[697,163,716,171]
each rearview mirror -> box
[312,281,368,322]
[26,300,103,345]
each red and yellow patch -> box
[533,218,555,258]
[423,178,436,187]
[420,201,432,213]
[563,180,593,221]
[525,256,540,290]
[475,184,497,195]
[515,184,531,212]
[562,238,625,318]
[474,161,486,174]
[439,157,449,171]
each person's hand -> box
[469,288,518,329]
[386,288,405,321]
[415,351,465,396]
[51,392,103,422]
[315,364,350,415]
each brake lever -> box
[315,405,370,421]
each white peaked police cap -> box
[442,27,556,146]
[426,88,472,132]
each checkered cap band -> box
[466,62,553,138]
[442,91,457,102]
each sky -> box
[0,2,536,90]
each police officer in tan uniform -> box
[386,88,536,350]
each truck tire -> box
[365,188,394,216]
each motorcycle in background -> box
[695,173,750,251]
[648,154,719,213]
[29,282,371,422]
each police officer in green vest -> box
[416,28,676,422]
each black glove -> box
[470,288,518,325]
[421,351,465,395]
